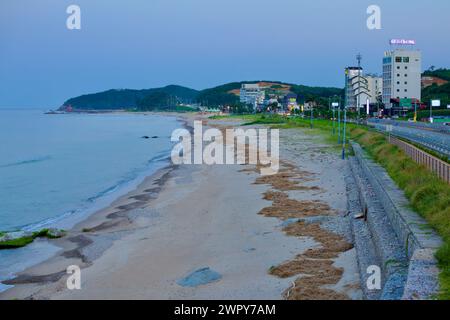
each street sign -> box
[432,100,441,107]
[400,98,412,108]
[447,105,450,109]
[332,102,339,107]
[386,125,393,132]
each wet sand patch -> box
[3,270,66,285]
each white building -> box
[382,49,422,110]
[366,75,383,104]
[240,84,265,106]
[346,67,374,110]
[345,67,362,109]
[345,67,383,112]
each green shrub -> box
[0,236,35,249]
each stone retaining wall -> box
[350,141,442,300]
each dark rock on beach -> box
[177,267,222,287]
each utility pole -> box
[310,103,314,129]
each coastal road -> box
[368,119,450,159]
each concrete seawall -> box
[348,141,442,300]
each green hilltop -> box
[60,81,345,111]
[57,67,450,111]
[422,68,450,107]
[61,85,199,110]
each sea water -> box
[0,108,180,290]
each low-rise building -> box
[366,75,383,104]
[283,93,298,111]
[345,67,363,109]
[345,67,382,114]
[240,84,265,107]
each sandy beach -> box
[0,114,362,300]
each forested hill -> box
[60,81,344,110]
[61,85,199,110]
[422,68,450,107]
[195,81,344,107]
[423,68,450,81]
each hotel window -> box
[405,81,408,85]
[395,57,402,63]
[405,89,408,92]
[397,74,400,77]
[403,57,410,63]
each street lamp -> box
[332,105,336,135]
[430,99,440,123]
[413,100,417,122]
[338,105,341,144]
[430,100,433,122]
[332,101,339,136]
[342,106,347,160]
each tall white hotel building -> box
[382,48,422,110]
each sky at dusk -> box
[1,0,450,107]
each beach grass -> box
[213,113,450,299]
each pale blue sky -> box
[1,0,449,107]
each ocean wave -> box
[16,149,172,233]
[20,209,78,232]
[87,149,171,203]
[147,149,171,164]
[0,156,52,168]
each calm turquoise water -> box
[0,109,180,290]
[0,109,179,231]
